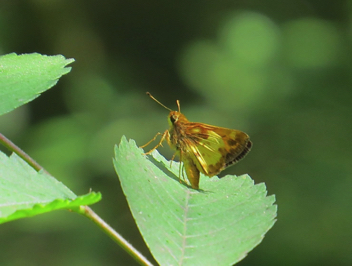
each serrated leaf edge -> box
[0,192,101,224]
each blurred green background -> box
[0,1,351,265]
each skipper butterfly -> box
[141,92,252,189]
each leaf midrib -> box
[179,188,192,265]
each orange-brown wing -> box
[182,123,252,177]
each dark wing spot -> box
[208,158,225,176]
[227,139,237,146]
[218,147,226,155]
[246,140,252,149]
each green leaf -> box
[0,53,74,116]
[0,151,101,224]
[114,136,277,266]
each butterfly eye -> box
[170,114,177,124]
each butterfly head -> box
[146,92,188,126]
[168,111,187,127]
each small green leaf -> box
[114,136,277,266]
[0,151,101,224]
[0,53,74,116]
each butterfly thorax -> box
[167,111,189,151]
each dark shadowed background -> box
[0,1,351,265]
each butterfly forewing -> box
[184,124,251,177]
[212,127,251,164]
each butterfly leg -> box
[170,153,175,168]
[140,130,168,155]
[181,163,187,182]
[172,152,186,185]
[178,153,183,183]
[140,132,162,148]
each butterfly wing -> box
[183,123,252,177]
[181,153,200,189]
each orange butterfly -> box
[141,92,252,189]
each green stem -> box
[0,133,49,174]
[0,133,154,266]
[79,206,154,266]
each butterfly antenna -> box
[176,100,181,113]
[146,92,173,112]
